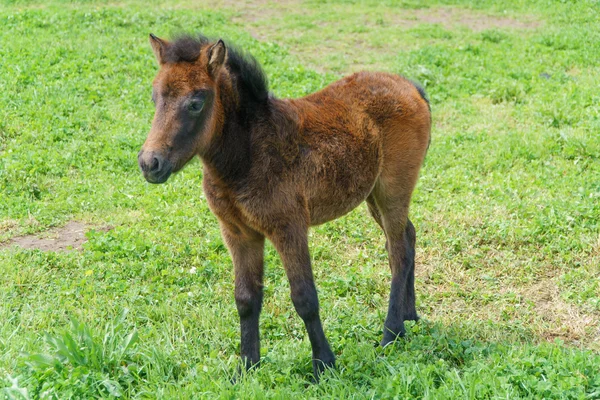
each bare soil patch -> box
[1,221,108,252]
[408,7,540,31]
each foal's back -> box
[279,71,431,226]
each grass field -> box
[1,0,599,398]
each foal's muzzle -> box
[138,150,172,184]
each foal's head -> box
[138,34,228,184]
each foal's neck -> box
[202,91,274,186]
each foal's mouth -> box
[144,167,172,184]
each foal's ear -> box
[149,33,168,65]
[208,39,227,76]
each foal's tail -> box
[409,80,430,111]
[408,79,431,151]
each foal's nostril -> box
[139,151,171,183]
[150,156,160,172]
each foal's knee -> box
[235,288,262,318]
[290,284,320,321]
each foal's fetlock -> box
[381,323,406,347]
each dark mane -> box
[166,34,269,102]
[225,43,269,102]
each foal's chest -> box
[202,171,254,231]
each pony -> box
[138,34,431,380]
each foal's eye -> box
[187,99,204,114]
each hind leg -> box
[369,85,429,345]
[369,185,420,346]
[381,207,412,345]
[368,195,418,325]
[403,218,419,322]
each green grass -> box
[1,0,599,398]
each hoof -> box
[403,312,420,322]
[231,358,260,384]
[312,355,335,383]
[381,324,406,347]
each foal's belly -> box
[308,189,373,226]
[304,135,382,226]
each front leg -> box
[268,223,335,381]
[221,224,265,370]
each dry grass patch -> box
[524,280,599,347]
[417,246,600,349]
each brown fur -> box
[139,34,431,380]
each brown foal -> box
[138,34,431,380]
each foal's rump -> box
[288,72,431,226]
